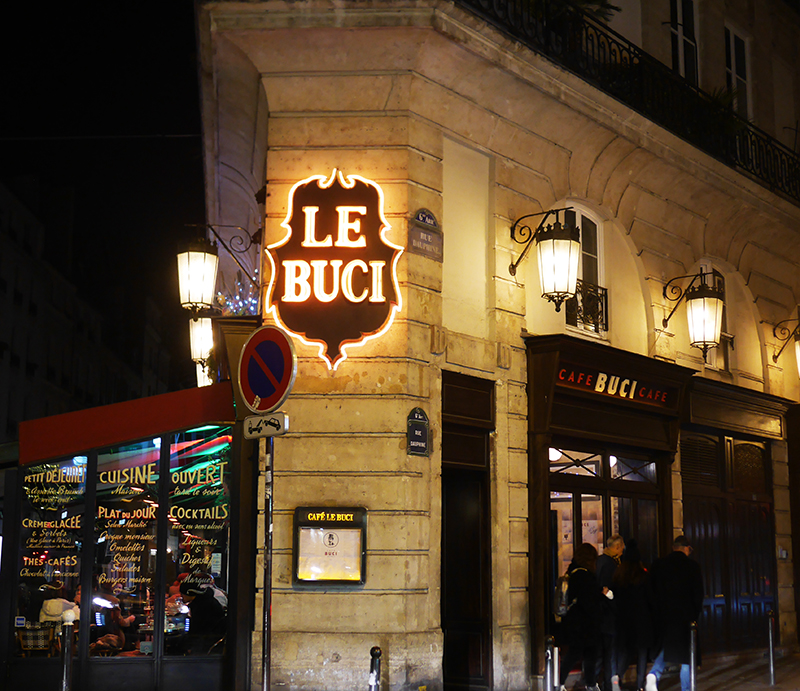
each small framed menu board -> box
[293,507,367,587]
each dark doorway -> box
[682,433,776,653]
[441,371,494,691]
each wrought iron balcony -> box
[454,0,800,203]
[565,278,608,333]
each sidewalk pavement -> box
[648,652,800,691]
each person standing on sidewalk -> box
[596,534,624,691]
[613,539,655,691]
[558,543,613,691]
[646,534,704,691]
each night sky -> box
[1,0,205,390]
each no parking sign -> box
[237,326,297,414]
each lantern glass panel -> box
[686,294,724,348]
[537,236,580,300]
[177,249,219,310]
[189,318,214,363]
[196,362,213,388]
[794,335,800,375]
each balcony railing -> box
[453,0,800,203]
[566,278,608,334]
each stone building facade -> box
[196,1,800,689]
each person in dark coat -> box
[596,534,624,691]
[180,579,227,654]
[559,543,612,691]
[646,535,704,691]
[613,539,655,691]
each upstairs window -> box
[725,25,751,119]
[565,208,607,335]
[671,0,699,86]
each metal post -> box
[768,609,776,686]
[369,646,382,691]
[261,437,274,691]
[60,614,75,691]
[544,636,557,691]
[554,642,560,691]
[689,621,697,691]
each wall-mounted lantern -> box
[189,317,214,364]
[662,268,725,361]
[177,224,261,386]
[177,238,219,312]
[509,208,580,312]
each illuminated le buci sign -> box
[265,170,403,370]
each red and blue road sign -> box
[237,326,297,414]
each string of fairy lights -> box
[215,267,260,316]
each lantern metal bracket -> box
[772,318,800,363]
[508,207,572,277]
[661,272,704,328]
[186,223,261,288]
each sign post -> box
[238,326,296,691]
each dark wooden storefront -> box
[681,379,789,655]
[525,335,696,673]
[525,335,793,671]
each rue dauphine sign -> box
[407,208,443,262]
[407,407,430,456]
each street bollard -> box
[368,646,382,691]
[545,636,556,691]
[768,609,776,686]
[553,643,559,691]
[689,621,697,691]
[61,610,76,691]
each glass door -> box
[549,446,662,575]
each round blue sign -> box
[238,326,297,413]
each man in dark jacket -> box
[646,535,704,691]
[559,543,614,691]
[596,534,623,691]
[180,579,227,654]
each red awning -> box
[18,382,235,465]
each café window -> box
[165,425,231,656]
[549,447,660,578]
[15,456,85,657]
[92,438,160,657]
[11,425,232,660]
